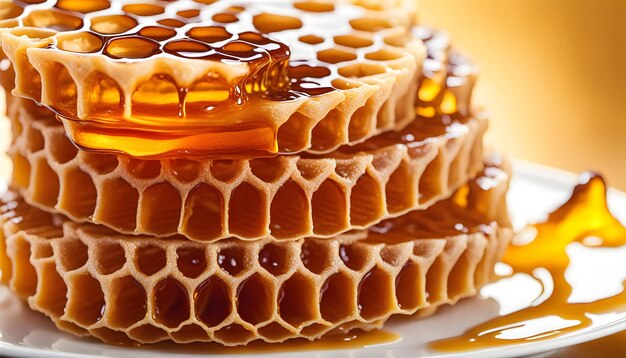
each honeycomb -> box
[0,0,428,158]
[0,160,513,346]
[7,96,486,241]
[414,27,477,119]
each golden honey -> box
[0,0,430,157]
[431,173,626,351]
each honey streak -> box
[430,173,626,352]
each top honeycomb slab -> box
[0,0,426,158]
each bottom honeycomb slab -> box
[0,162,513,346]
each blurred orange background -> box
[421,0,626,191]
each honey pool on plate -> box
[431,172,626,352]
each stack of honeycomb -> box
[0,0,514,346]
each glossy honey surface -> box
[431,173,626,351]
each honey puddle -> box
[146,329,400,354]
[431,173,626,352]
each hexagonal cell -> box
[56,32,103,53]
[418,152,445,204]
[31,157,60,207]
[228,182,267,238]
[104,36,161,59]
[136,244,167,276]
[395,262,424,311]
[258,243,289,276]
[447,249,476,301]
[212,13,239,23]
[131,75,179,117]
[33,243,53,259]
[210,160,243,182]
[170,324,209,343]
[177,9,200,19]
[9,152,30,189]
[310,109,343,151]
[278,272,317,328]
[48,131,78,164]
[85,71,124,117]
[311,180,348,235]
[153,277,190,328]
[11,239,38,297]
[0,2,23,20]
[270,180,310,239]
[158,18,186,28]
[299,34,324,45]
[187,26,232,43]
[338,62,386,78]
[350,173,384,226]
[57,238,88,272]
[334,34,373,48]
[96,178,139,232]
[217,246,245,276]
[185,74,230,108]
[124,159,161,179]
[249,158,284,183]
[23,9,83,31]
[91,15,138,34]
[25,127,44,153]
[300,240,332,274]
[65,274,105,326]
[176,247,207,279]
[317,48,357,64]
[349,17,392,32]
[58,167,97,218]
[47,62,78,115]
[108,276,147,329]
[299,323,329,338]
[79,151,118,175]
[32,261,66,317]
[214,323,255,344]
[128,324,168,344]
[182,184,224,240]
[386,162,415,213]
[293,1,335,12]
[139,182,182,235]
[169,159,199,183]
[194,276,231,327]
[357,267,396,320]
[122,4,165,16]
[94,241,126,275]
[339,244,369,271]
[56,0,110,13]
[365,48,403,62]
[253,13,302,33]
[320,272,355,323]
[257,322,293,341]
[277,113,311,152]
[237,274,274,325]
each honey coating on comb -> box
[0,0,430,157]
[0,161,513,346]
[7,96,487,241]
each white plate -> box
[0,161,625,358]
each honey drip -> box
[0,0,431,158]
[431,173,626,352]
